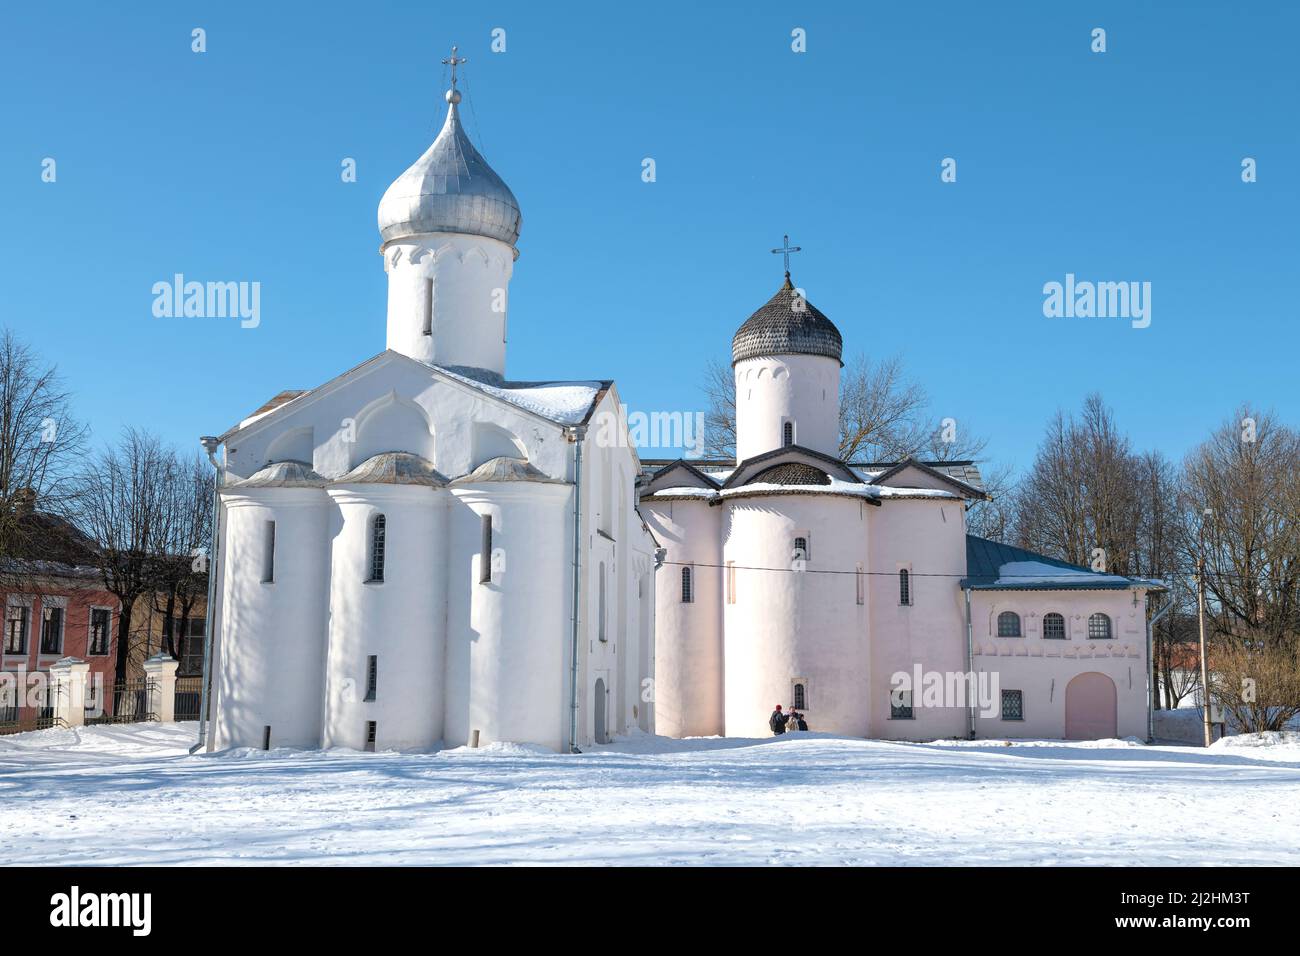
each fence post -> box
[143,654,179,722]
[48,658,90,728]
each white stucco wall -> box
[445,483,572,752]
[723,495,871,738]
[734,354,841,462]
[321,485,447,751]
[868,499,970,740]
[640,497,723,738]
[382,233,515,377]
[211,489,330,749]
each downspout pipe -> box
[1145,587,1173,745]
[566,425,586,754]
[190,436,224,755]
[964,586,976,740]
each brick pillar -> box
[143,654,180,722]
[48,657,90,728]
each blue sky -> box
[1,1,1296,476]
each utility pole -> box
[1197,508,1213,748]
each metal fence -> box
[174,676,204,722]
[86,678,157,726]
[0,713,68,736]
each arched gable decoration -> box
[350,391,436,468]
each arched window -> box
[1088,613,1112,639]
[793,536,808,560]
[782,422,794,446]
[368,514,386,582]
[898,569,911,606]
[681,566,694,604]
[793,683,806,710]
[1043,612,1066,640]
[997,611,1021,637]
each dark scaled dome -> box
[750,461,832,486]
[731,275,843,366]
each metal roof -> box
[962,535,1164,591]
[377,93,522,247]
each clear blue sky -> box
[2,1,1296,476]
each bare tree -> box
[1011,394,1141,572]
[1182,406,1300,647]
[151,453,212,667]
[76,430,179,682]
[0,330,88,578]
[700,357,737,459]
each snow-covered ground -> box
[2,723,1298,866]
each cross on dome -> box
[770,234,802,277]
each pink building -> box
[641,271,1165,742]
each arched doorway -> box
[593,678,608,744]
[1065,672,1117,739]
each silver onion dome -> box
[377,86,522,247]
[731,274,843,366]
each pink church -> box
[640,271,1165,742]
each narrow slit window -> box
[479,514,493,584]
[793,682,806,710]
[262,520,276,583]
[369,514,386,582]
[856,563,865,605]
[422,278,433,335]
[726,561,736,605]
[365,720,377,752]
[898,568,911,606]
[364,655,377,701]
[782,422,794,446]
[681,566,693,604]
[793,536,808,561]
[598,562,608,642]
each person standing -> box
[768,704,788,735]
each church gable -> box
[723,444,859,489]
[221,350,610,484]
[869,458,987,499]
[641,460,721,497]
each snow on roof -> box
[644,476,961,503]
[993,561,1133,588]
[431,365,605,425]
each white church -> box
[206,56,1163,753]
[205,58,657,754]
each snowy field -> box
[2,722,1298,866]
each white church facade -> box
[206,58,1162,754]
[205,64,657,754]
[640,275,1165,742]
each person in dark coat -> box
[768,704,788,735]
[796,712,809,732]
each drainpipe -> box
[566,425,587,754]
[190,436,224,754]
[964,587,976,740]
[1145,588,1173,744]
